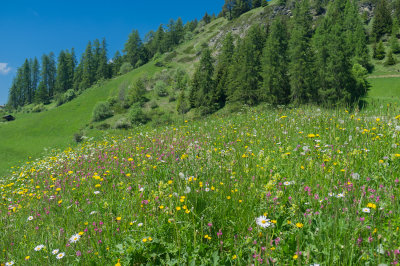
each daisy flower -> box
[52,249,59,255]
[362,208,370,213]
[336,193,345,198]
[94,191,101,195]
[5,261,14,266]
[256,216,272,228]
[34,244,45,251]
[56,252,65,259]
[137,223,143,227]
[27,216,34,221]
[69,233,81,243]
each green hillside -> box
[1,2,400,177]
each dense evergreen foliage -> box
[8,17,198,109]
[189,0,371,113]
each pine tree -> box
[288,0,316,104]
[214,33,235,108]
[128,79,146,104]
[262,17,290,105]
[176,89,189,121]
[56,50,69,94]
[390,34,400,54]
[35,81,49,104]
[223,0,236,20]
[124,30,143,67]
[372,0,393,41]
[394,0,400,26]
[111,51,123,76]
[47,52,57,98]
[66,48,76,89]
[312,0,357,106]
[190,47,215,112]
[228,25,265,105]
[385,50,396,65]
[97,38,109,80]
[22,59,32,105]
[373,40,386,60]
[31,57,40,101]
[81,41,95,90]
[202,12,211,24]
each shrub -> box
[129,103,149,125]
[107,96,118,107]
[150,101,159,109]
[32,104,46,113]
[92,102,113,122]
[154,81,168,97]
[119,62,133,75]
[114,118,131,129]
[56,89,76,106]
[96,123,111,130]
[73,132,84,143]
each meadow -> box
[1,103,400,265]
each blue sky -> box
[0,0,224,105]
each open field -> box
[1,105,400,265]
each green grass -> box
[0,62,160,177]
[367,77,400,108]
[1,105,400,265]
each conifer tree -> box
[373,40,386,60]
[288,0,316,104]
[390,34,400,54]
[97,38,109,80]
[372,0,393,41]
[124,30,143,67]
[81,41,95,90]
[111,51,123,76]
[190,48,215,112]
[385,50,396,65]
[31,57,40,101]
[214,33,235,108]
[228,25,265,105]
[56,50,69,94]
[313,0,357,106]
[176,89,189,121]
[22,59,31,105]
[47,52,57,98]
[262,17,290,105]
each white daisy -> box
[138,223,143,227]
[69,233,81,243]
[256,216,272,228]
[283,181,292,186]
[139,187,144,192]
[94,191,100,195]
[336,193,345,198]
[34,244,45,251]
[328,192,335,197]
[5,261,14,266]
[90,211,97,215]
[362,208,370,213]
[56,252,65,259]
[205,188,210,192]
[52,249,59,255]
[27,216,34,221]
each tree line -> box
[7,16,203,109]
[186,0,371,115]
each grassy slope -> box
[0,63,160,177]
[1,4,399,176]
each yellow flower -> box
[226,196,231,200]
[159,205,164,209]
[115,259,121,266]
[25,256,30,260]
[293,254,298,259]
[58,200,62,204]
[78,231,84,235]
[271,220,277,224]
[367,203,377,209]
[296,223,304,228]
[287,220,292,224]
[232,254,237,259]
[142,238,147,243]
[176,207,181,211]
[116,217,122,221]
[56,188,61,191]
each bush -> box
[73,132,84,143]
[92,102,113,122]
[114,118,131,129]
[129,103,150,125]
[119,62,133,75]
[150,101,159,109]
[32,104,46,113]
[56,89,76,106]
[154,81,168,97]
[96,123,111,130]
[107,96,118,107]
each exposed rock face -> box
[359,2,375,24]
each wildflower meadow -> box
[1,105,400,265]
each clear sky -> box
[0,0,224,105]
